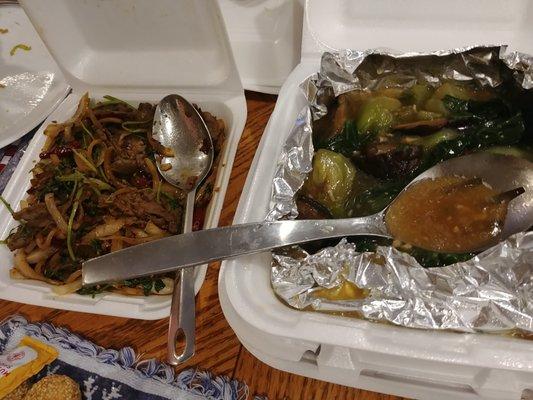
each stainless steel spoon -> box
[152,94,214,365]
[82,152,533,284]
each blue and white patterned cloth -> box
[0,316,248,400]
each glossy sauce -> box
[385,176,509,253]
[312,281,368,301]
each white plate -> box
[219,0,303,94]
[0,4,69,149]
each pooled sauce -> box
[385,176,510,253]
[312,281,368,301]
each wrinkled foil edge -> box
[268,45,533,334]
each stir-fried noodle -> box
[2,94,225,296]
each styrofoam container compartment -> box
[219,1,533,399]
[0,0,246,320]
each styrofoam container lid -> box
[218,0,303,94]
[302,0,533,57]
[20,0,242,95]
[2,0,246,319]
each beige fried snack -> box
[2,381,30,400]
[0,337,58,399]
[22,375,80,400]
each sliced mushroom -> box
[296,196,333,220]
[360,143,423,179]
[393,118,448,134]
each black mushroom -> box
[357,143,423,180]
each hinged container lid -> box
[219,0,303,94]
[302,0,533,58]
[19,0,242,96]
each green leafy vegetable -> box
[77,285,111,297]
[300,85,530,270]
[347,236,475,268]
[318,120,373,156]
[357,96,402,134]
[424,83,473,115]
[405,84,434,108]
[419,108,524,172]
[154,279,165,293]
[442,96,511,122]
[406,247,475,268]
[302,149,356,218]
[346,181,405,217]
[123,277,159,296]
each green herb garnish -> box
[10,44,31,56]
[318,120,373,156]
[0,196,16,217]
[94,95,136,110]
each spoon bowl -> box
[411,152,533,240]
[153,94,214,190]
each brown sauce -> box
[385,176,509,253]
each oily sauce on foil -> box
[385,176,509,253]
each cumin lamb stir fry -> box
[299,81,533,266]
[4,94,225,296]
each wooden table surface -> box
[0,92,405,400]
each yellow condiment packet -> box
[0,336,58,398]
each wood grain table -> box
[0,91,405,400]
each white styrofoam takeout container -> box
[0,0,246,320]
[218,0,304,94]
[219,1,533,399]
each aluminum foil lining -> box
[268,46,533,334]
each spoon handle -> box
[82,213,389,285]
[167,191,196,365]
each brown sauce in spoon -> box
[385,176,510,253]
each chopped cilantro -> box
[77,285,111,297]
[154,279,165,293]
[10,44,31,56]
[123,277,157,296]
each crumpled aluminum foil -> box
[268,46,533,334]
